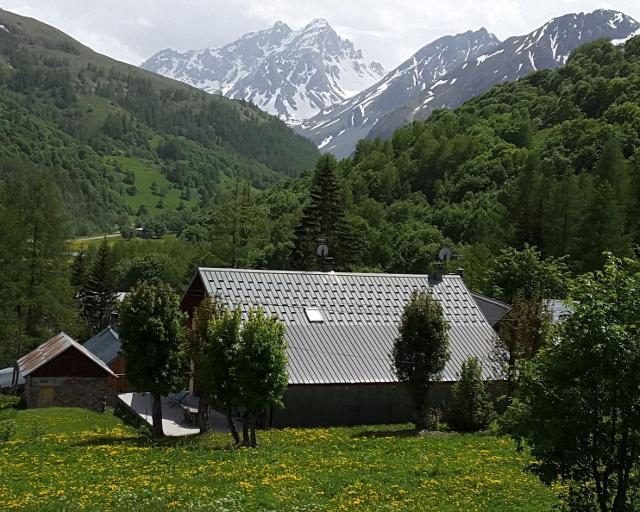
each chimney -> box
[322,256,334,272]
[432,262,444,282]
[456,268,465,279]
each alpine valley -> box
[142,10,640,158]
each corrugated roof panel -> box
[83,327,121,365]
[196,268,504,385]
[18,332,117,378]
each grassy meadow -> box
[104,156,198,216]
[0,408,559,511]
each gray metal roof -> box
[472,293,512,327]
[17,332,117,378]
[83,327,121,365]
[195,268,503,385]
[0,367,23,388]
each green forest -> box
[0,8,318,234]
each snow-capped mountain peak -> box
[141,19,385,123]
[297,28,500,157]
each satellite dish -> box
[438,247,453,262]
[317,244,329,258]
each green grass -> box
[104,156,198,216]
[0,407,126,438]
[0,408,559,511]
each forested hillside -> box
[183,36,640,289]
[334,36,640,276]
[0,9,318,233]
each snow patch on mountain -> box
[141,19,385,123]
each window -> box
[305,307,323,323]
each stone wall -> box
[25,377,108,411]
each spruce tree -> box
[578,181,630,270]
[290,154,352,270]
[83,237,117,333]
[70,249,87,290]
[511,153,544,249]
[542,174,581,258]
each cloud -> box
[1,0,639,68]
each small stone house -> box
[182,268,505,428]
[18,332,117,411]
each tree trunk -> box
[414,389,429,431]
[241,411,251,447]
[197,394,209,434]
[242,412,257,448]
[250,423,257,448]
[226,405,240,446]
[151,393,164,438]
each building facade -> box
[18,332,117,411]
[182,268,505,427]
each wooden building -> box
[18,332,117,410]
[182,268,505,428]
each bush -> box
[28,422,47,440]
[0,395,21,411]
[0,419,17,441]
[448,357,494,431]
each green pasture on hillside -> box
[104,156,198,215]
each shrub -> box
[29,422,47,440]
[448,357,494,431]
[0,395,21,411]
[0,419,17,441]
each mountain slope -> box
[142,19,384,123]
[369,9,640,141]
[297,29,500,158]
[0,8,319,233]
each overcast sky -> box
[2,1,640,69]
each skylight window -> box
[305,307,323,323]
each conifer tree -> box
[70,249,87,290]
[511,153,544,249]
[542,174,581,258]
[83,237,117,333]
[578,181,630,270]
[290,154,353,270]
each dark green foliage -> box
[448,357,494,432]
[119,282,187,437]
[497,290,551,394]
[186,297,224,434]
[393,290,449,430]
[290,155,354,270]
[70,250,87,291]
[197,304,287,447]
[0,162,79,366]
[502,257,640,512]
[118,254,170,288]
[82,238,117,334]
[487,245,569,303]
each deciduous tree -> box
[502,257,640,512]
[119,283,187,438]
[393,290,449,431]
[235,308,288,447]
